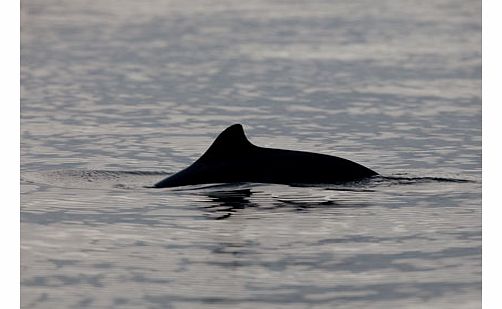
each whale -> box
[154,124,378,188]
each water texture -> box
[21,0,481,308]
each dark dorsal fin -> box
[198,124,253,161]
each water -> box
[21,0,481,308]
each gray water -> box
[21,0,481,308]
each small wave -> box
[21,169,475,192]
[21,169,170,190]
[376,175,475,185]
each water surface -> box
[21,0,481,308]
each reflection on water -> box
[204,189,255,220]
[22,0,480,308]
[21,168,481,308]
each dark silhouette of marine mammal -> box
[154,124,378,188]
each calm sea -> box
[21,0,481,308]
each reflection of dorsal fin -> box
[199,124,253,161]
